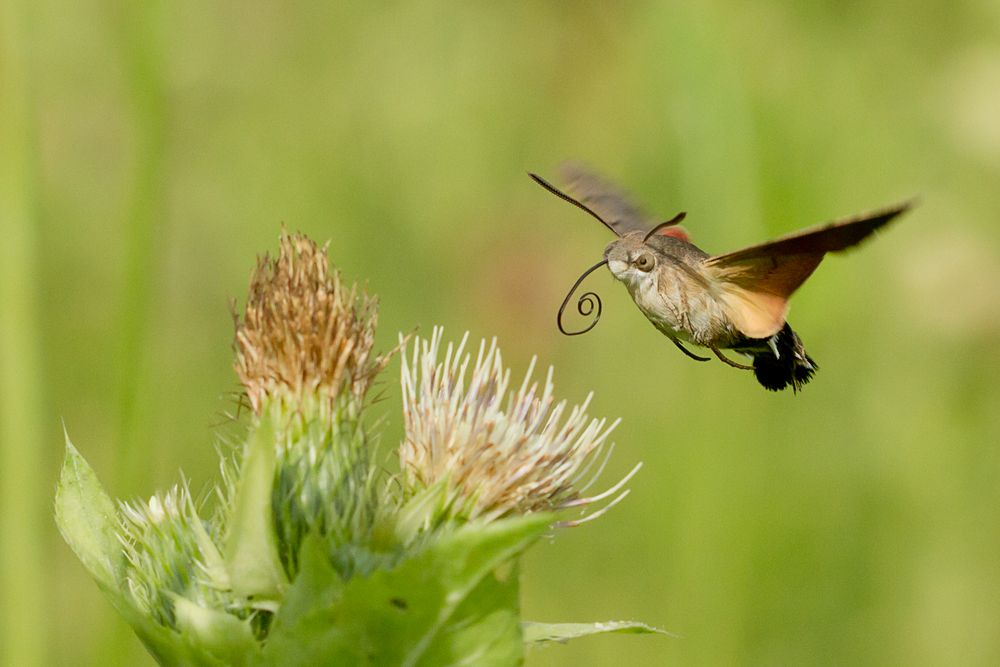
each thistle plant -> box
[55,232,661,666]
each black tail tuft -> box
[751,324,817,393]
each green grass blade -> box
[0,0,45,663]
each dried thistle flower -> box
[233,232,388,414]
[229,232,398,590]
[400,328,641,524]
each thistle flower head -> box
[400,328,640,524]
[233,232,387,414]
[117,484,232,628]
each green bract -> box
[54,233,662,665]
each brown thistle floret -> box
[233,233,388,414]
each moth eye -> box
[635,253,654,272]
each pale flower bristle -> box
[233,233,388,413]
[399,327,637,523]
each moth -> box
[531,164,912,392]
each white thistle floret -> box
[400,328,640,523]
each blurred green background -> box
[3,1,1000,665]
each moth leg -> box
[711,345,754,370]
[671,337,710,362]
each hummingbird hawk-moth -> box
[531,164,912,392]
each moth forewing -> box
[558,162,653,236]
[705,201,913,266]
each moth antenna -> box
[643,211,687,243]
[529,172,621,237]
[557,259,608,336]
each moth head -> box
[604,233,659,284]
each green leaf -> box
[393,481,451,545]
[259,513,552,667]
[224,414,288,600]
[102,582,236,667]
[54,435,120,587]
[416,561,522,667]
[172,597,260,666]
[254,533,346,664]
[522,620,668,645]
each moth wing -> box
[706,253,825,338]
[704,201,912,338]
[558,162,655,236]
[707,201,912,265]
